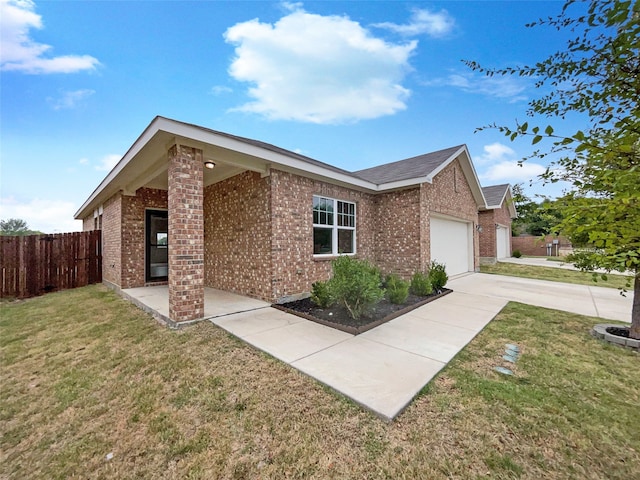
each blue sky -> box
[1,0,586,232]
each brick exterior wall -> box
[512,235,571,256]
[121,188,168,288]
[83,152,483,313]
[100,193,122,287]
[269,169,377,301]
[422,159,480,270]
[168,145,204,322]
[374,188,421,278]
[479,202,512,261]
[203,171,272,300]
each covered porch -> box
[122,285,270,328]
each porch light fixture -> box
[476,225,483,233]
[204,161,216,169]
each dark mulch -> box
[273,289,452,335]
[606,326,630,338]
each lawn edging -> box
[273,288,453,335]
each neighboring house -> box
[75,116,495,324]
[478,184,517,264]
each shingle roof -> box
[353,145,464,184]
[482,184,510,206]
[166,117,356,178]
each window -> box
[313,195,356,255]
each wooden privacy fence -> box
[0,231,102,299]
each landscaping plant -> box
[384,274,409,305]
[310,280,333,308]
[410,271,433,296]
[328,256,384,320]
[429,261,448,292]
[512,250,522,258]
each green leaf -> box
[532,135,543,145]
[545,125,554,135]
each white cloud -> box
[0,196,81,233]
[427,71,528,102]
[481,161,546,182]
[475,142,545,182]
[0,0,100,74]
[78,157,89,165]
[95,154,121,171]
[373,8,455,37]
[224,5,416,124]
[209,85,233,95]
[475,142,517,165]
[47,89,95,110]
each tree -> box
[467,0,640,338]
[1,218,31,236]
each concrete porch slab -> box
[122,285,269,323]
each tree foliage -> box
[467,0,640,337]
[0,218,42,236]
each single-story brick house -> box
[75,116,502,324]
[478,184,517,264]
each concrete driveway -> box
[449,273,632,322]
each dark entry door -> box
[146,210,168,282]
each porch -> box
[122,285,270,327]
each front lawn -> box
[481,261,632,289]
[1,286,638,479]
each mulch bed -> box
[606,326,630,338]
[273,288,452,335]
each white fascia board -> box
[376,176,432,191]
[158,118,376,191]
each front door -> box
[146,210,168,282]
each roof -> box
[481,184,517,218]
[75,116,488,219]
[354,146,464,184]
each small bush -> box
[385,274,409,304]
[512,250,522,258]
[429,261,448,291]
[328,256,384,320]
[410,272,433,296]
[310,280,333,308]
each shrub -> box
[385,274,409,304]
[512,249,522,258]
[410,271,433,296]
[310,280,333,308]
[328,256,384,320]
[429,261,448,291]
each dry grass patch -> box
[1,285,638,479]
[481,262,632,289]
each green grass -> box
[1,285,639,479]
[481,261,632,289]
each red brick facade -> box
[479,202,513,263]
[168,145,204,322]
[84,152,483,320]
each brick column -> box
[168,144,204,322]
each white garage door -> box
[430,216,472,276]
[496,226,510,259]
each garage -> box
[430,215,473,276]
[496,225,510,259]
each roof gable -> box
[481,184,517,218]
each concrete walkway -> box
[210,273,632,420]
[123,273,633,420]
[213,290,507,421]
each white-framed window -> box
[313,195,356,255]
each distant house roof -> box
[481,184,517,218]
[354,146,464,184]
[75,116,489,219]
